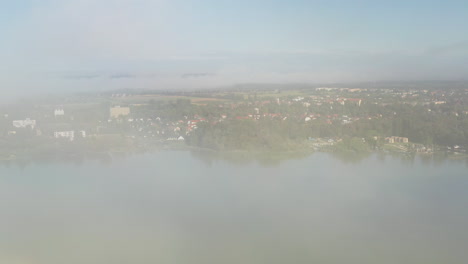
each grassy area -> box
[233,90,308,99]
[109,94,230,105]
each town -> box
[1,81,467,162]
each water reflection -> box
[189,150,311,167]
[326,150,372,164]
[0,151,467,263]
[1,149,467,169]
[190,150,468,168]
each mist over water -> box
[1,152,467,264]
[1,1,468,262]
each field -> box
[109,94,230,105]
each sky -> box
[1,0,467,97]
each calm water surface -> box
[1,152,467,264]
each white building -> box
[167,136,185,141]
[78,130,86,138]
[54,108,65,116]
[54,131,75,141]
[54,130,86,141]
[13,118,36,129]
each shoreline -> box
[1,143,467,166]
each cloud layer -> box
[1,0,467,97]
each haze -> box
[1,0,468,98]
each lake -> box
[1,151,467,264]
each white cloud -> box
[3,0,178,70]
[1,1,467,98]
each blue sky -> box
[1,0,467,96]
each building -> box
[54,108,65,117]
[78,130,86,138]
[13,118,36,129]
[166,136,185,141]
[54,131,75,141]
[394,136,409,143]
[110,106,130,118]
[385,136,409,144]
[53,130,86,141]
